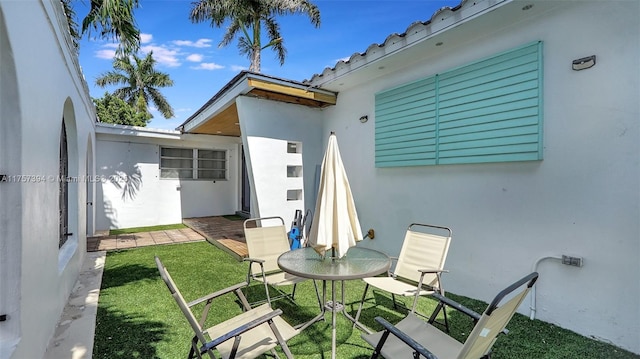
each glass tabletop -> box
[277,247,391,281]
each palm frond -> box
[189,0,321,73]
[147,87,175,119]
[263,16,286,64]
[81,0,141,55]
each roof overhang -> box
[304,0,567,92]
[179,71,337,136]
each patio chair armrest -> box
[243,257,265,264]
[431,292,480,321]
[417,268,449,274]
[200,309,284,354]
[373,316,439,359]
[188,282,249,307]
[432,294,510,335]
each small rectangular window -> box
[287,142,302,154]
[287,166,302,177]
[287,189,302,201]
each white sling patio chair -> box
[243,216,321,308]
[354,223,452,330]
[155,256,300,359]
[362,272,538,359]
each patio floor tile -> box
[87,217,246,260]
[183,216,250,260]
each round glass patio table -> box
[278,246,390,359]
[278,246,390,280]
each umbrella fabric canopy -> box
[308,133,363,259]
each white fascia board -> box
[95,123,242,145]
[95,122,182,140]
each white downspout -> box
[530,256,562,320]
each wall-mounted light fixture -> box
[572,55,596,71]
[359,115,369,123]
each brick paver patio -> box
[87,228,205,251]
[87,216,250,260]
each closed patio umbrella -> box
[308,133,363,259]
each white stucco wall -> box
[317,1,639,353]
[0,1,96,358]
[95,126,242,230]
[236,96,324,222]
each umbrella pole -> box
[331,279,337,359]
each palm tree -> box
[60,0,80,51]
[189,0,321,73]
[96,52,175,119]
[61,0,141,54]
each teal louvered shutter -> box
[437,42,543,164]
[374,41,543,167]
[375,77,437,167]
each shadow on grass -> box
[100,263,159,290]
[93,305,167,359]
[345,290,410,331]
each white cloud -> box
[141,45,180,67]
[172,39,213,48]
[140,33,153,44]
[95,49,116,60]
[230,65,247,72]
[191,62,224,70]
[93,42,120,59]
[186,54,203,62]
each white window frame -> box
[160,147,227,180]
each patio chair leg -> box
[354,283,370,327]
[391,293,399,310]
[264,281,273,307]
[313,279,322,311]
[268,318,295,359]
[428,301,450,333]
[442,302,450,333]
[188,337,198,359]
[369,329,390,359]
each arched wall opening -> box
[58,97,79,271]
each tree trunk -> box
[250,44,261,72]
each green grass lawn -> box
[93,242,638,358]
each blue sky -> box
[77,0,459,130]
